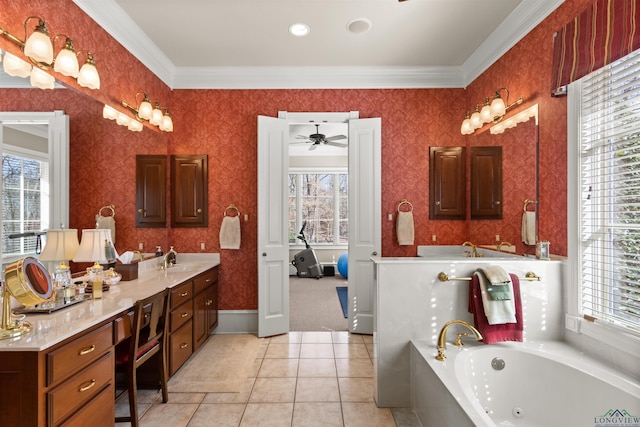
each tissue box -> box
[114,262,138,281]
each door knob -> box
[372,251,378,256]
[262,252,267,256]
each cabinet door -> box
[207,283,218,334]
[193,291,208,351]
[470,146,502,219]
[171,155,208,227]
[429,147,466,219]
[136,155,167,228]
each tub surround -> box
[372,255,564,408]
[0,253,220,351]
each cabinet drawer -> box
[193,268,217,294]
[47,323,113,386]
[170,300,193,332]
[170,281,193,309]
[59,382,114,427]
[48,352,113,426]
[170,319,193,375]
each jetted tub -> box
[417,245,522,259]
[410,339,640,427]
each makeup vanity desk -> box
[0,253,219,427]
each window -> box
[575,48,640,333]
[288,170,348,245]
[2,148,49,256]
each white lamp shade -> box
[39,229,80,262]
[470,109,482,129]
[461,118,473,135]
[160,114,173,132]
[30,67,55,90]
[103,104,118,120]
[138,100,153,120]
[490,97,506,118]
[480,104,492,123]
[73,229,112,263]
[150,107,163,126]
[116,113,131,127]
[54,47,79,77]
[78,62,100,90]
[24,29,54,64]
[3,52,32,78]
[128,120,143,132]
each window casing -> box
[288,169,348,246]
[570,48,640,338]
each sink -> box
[165,263,209,273]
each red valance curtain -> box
[551,0,640,95]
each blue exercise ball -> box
[337,252,348,278]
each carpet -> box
[336,286,348,318]
[168,334,262,393]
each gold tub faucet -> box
[462,241,479,257]
[436,320,483,361]
[497,241,514,252]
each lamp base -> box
[0,321,32,340]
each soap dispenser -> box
[168,246,177,265]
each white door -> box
[347,118,381,334]
[257,115,290,337]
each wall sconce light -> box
[0,16,100,90]
[114,92,174,132]
[461,88,523,135]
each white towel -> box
[219,216,241,249]
[475,271,517,325]
[96,214,116,245]
[521,211,536,245]
[396,211,414,245]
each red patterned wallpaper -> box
[1,0,595,310]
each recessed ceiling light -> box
[289,23,310,37]
[346,18,372,34]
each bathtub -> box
[410,339,640,427]
[417,245,521,259]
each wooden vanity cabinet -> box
[193,268,219,351]
[470,146,502,219]
[429,147,466,219]
[171,154,208,228]
[136,155,167,228]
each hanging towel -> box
[474,270,516,323]
[96,215,116,245]
[219,215,241,249]
[478,266,512,301]
[521,211,536,245]
[396,211,414,245]
[468,272,523,344]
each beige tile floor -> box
[116,331,417,427]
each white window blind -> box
[578,48,640,332]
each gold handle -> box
[435,201,441,206]
[197,208,202,213]
[208,299,213,305]
[180,343,188,349]
[138,208,144,213]
[180,291,188,297]
[78,379,96,392]
[495,201,501,205]
[205,278,210,282]
[181,312,189,318]
[78,345,96,356]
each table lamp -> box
[39,229,80,303]
[73,229,114,299]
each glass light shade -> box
[138,97,153,120]
[470,108,482,129]
[150,106,163,126]
[30,68,55,90]
[128,120,143,132]
[490,96,506,118]
[77,55,100,89]
[24,25,54,64]
[103,104,118,120]
[54,47,79,77]
[116,113,131,127]
[480,103,492,123]
[461,118,473,135]
[160,113,173,132]
[39,229,80,263]
[73,229,111,263]
[3,52,32,78]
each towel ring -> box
[397,199,413,213]
[224,204,240,217]
[98,204,115,217]
[523,199,537,213]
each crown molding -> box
[73,0,564,90]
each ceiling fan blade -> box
[326,141,348,147]
[325,134,347,142]
[308,144,318,150]
[290,141,309,145]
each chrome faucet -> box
[462,241,479,257]
[436,320,483,361]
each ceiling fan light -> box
[24,20,54,64]
[3,52,32,78]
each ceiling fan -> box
[294,124,347,150]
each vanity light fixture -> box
[0,16,100,90]
[460,87,523,135]
[119,92,174,132]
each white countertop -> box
[0,253,220,352]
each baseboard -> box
[216,310,258,334]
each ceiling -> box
[72,0,564,89]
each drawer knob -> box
[180,291,188,297]
[79,379,96,392]
[180,343,189,349]
[78,345,96,356]
[181,312,189,318]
